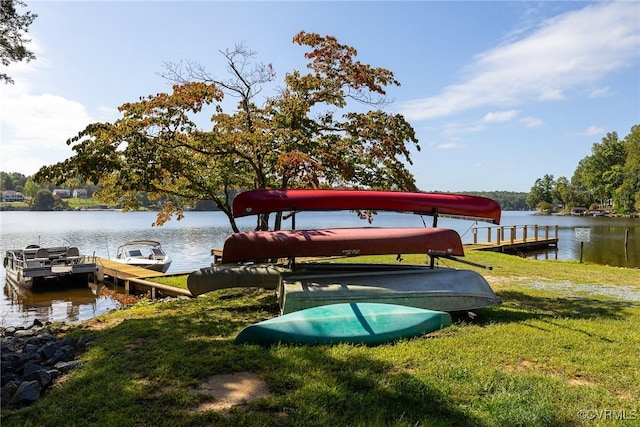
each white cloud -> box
[587,86,611,98]
[483,110,519,122]
[0,83,96,176]
[520,116,544,128]
[441,122,486,137]
[437,141,467,150]
[398,2,640,121]
[0,38,98,176]
[578,125,605,136]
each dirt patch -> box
[483,275,521,284]
[567,376,596,387]
[124,337,147,353]
[81,317,125,331]
[505,359,537,372]
[482,275,538,289]
[189,371,272,413]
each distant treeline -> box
[453,191,529,211]
[525,125,639,214]
[2,171,528,212]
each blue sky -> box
[1,1,638,192]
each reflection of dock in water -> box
[3,280,107,323]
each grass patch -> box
[65,198,109,209]
[148,274,190,290]
[3,252,640,426]
[0,201,29,209]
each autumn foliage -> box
[35,32,420,231]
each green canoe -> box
[234,302,452,346]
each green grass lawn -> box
[65,198,108,209]
[0,198,114,210]
[0,201,29,209]
[149,274,190,290]
[3,252,639,426]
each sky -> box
[1,1,638,192]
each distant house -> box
[2,190,25,202]
[52,189,71,198]
[73,189,88,199]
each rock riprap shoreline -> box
[1,320,89,407]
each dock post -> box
[625,228,629,260]
[624,229,629,248]
[534,225,539,242]
[473,228,478,244]
[497,227,501,245]
[487,227,492,243]
[510,227,516,244]
[523,225,528,242]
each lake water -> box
[1,210,638,328]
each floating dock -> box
[466,224,558,253]
[95,257,191,298]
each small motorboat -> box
[114,240,172,273]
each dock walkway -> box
[95,257,191,298]
[466,224,558,253]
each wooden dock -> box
[465,225,558,253]
[95,257,191,298]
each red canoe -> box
[221,227,464,264]
[233,189,501,224]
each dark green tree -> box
[572,132,626,206]
[23,178,40,199]
[552,176,571,208]
[526,174,554,209]
[0,0,37,84]
[0,171,27,191]
[552,176,589,210]
[614,125,640,213]
[31,189,55,210]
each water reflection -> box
[524,249,559,261]
[3,280,120,325]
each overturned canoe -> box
[279,268,500,314]
[188,265,287,296]
[187,262,440,296]
[188,262,436,296]
[234,302,452,346]
[233,189,501,224]
[221,227,464,264]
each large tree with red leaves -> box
[35,32,420,232]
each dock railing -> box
[471,225,558,246]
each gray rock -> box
[13,329,36,338]
[10,380,41,404]
[54,360,83,372]
[22,362,45,377]
[0,322,89,408]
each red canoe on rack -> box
[220,227,464,264]
[233,189,501,224]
